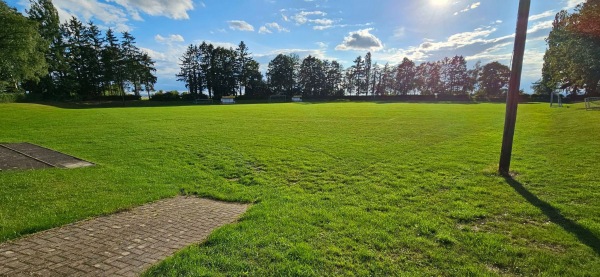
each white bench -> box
[221,96,236,104]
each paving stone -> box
[0,196,248,276]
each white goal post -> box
[585,97,600,110]
[550,91,563,107]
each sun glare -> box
[430,0,450,7]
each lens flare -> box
[430,0,450,7]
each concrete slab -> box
[0,143,94,171]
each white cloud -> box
[155,34,185,43]
[259,22,289,34]
[258,26,272,34]
[466,42,513,62]
[194,40,238,49]
[140,44,187,82]
[269,22,288,31]
[269,22,290,32]
[413,27,497,53]
[527,20,553,34]
[529,10,556,21]
[454,1,481,16]
[291,11,327,25]
[253,48,330,66]
[227,20,255,31]
[565,0,585,9]
[107,0,194,20]
[34,0,194,32]
[310,18,334,25]
[314,25,333,31]
[377,26,503,64]
[52,0,130,30]
[335,28,384,51]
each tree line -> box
[176,41,264,99]
[536,0,600,96]
[178,43,512,99]
[0,0,156,99]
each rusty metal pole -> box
[499,0,531,175]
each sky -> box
[7,0,587,92]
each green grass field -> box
[0,101,598,275]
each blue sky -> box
[8,0,586,92]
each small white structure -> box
[292,95,302,102]
[221,96,235,104]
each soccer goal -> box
[269,94,287,103]
[585,97,600,110]
[550,91,563,107]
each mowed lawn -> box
[0,101,598,275]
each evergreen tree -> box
[199,42,214,98]
[211,47,237,98]
[298,55,325,96]
[394,58,416,95]
[267,54,299,96]
[364,52,372,95]
[351,56,365,95]
[244,59,268,96]
[235,41,251,95]
[101,28,121,96]
[443,55,469,95]
[177,44,203,95]
[323,60,344,96]
[62,17,87,96]
[82,22,104,97]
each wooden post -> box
[499,0,531,175]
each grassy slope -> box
[0,102,598,275]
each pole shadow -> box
[504,176,600,255]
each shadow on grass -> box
[504,176,600,255]
[35,100,207,109]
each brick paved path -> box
[0,197,249,276]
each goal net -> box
[269,94,287,103]
[585,97,600,110]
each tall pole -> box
[499,0,531,175]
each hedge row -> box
[0,93,26,103]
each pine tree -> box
[235,41,251,95]
[364,52,372,96]
[177,44,203,95]
[101,28,121,96]
[394,58,416,95]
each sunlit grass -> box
[0,101,598,275]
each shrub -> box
[181,92,209,101]
[150,90,181,101]
[0,93,26,103]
